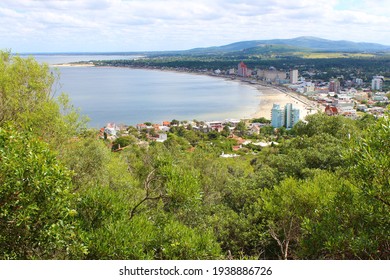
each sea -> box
[22,54,260,128]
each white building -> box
[372,76,384,91]
[271,103,300,129]
[355,78,363,86]
[290,69,298,84]
[271,104,284,128]
[284,103,300,129]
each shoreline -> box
[120,65,320,121]
[52,63,95,67]
[57,62,319,123]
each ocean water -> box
[25,55,260,128]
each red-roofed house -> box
[136,123,147,131]
[325,105,339,116]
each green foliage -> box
[251,117,271,124]
[1,52,389,260]
[171,119,179,125]
[0,51,87,147]
[257,173,336,259]
[345,114,390,208]
[154,219,221,259]
[112,135,135,149]
[299,180,386,259]
[0,127,87,259]
[59,138,111,189]
[235,121,247,137]
[293,113,357,139]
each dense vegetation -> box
[0,52,389,259]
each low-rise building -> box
[325,105,339,116]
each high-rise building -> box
[237,62,248,77]
[258,68,287,83]
[354,78,363,86]
[372,76,384,90]
[290,69,298,84]
[271,103,300,129]
[284,103,300,129]
[329,79,341,93]
[271,104,284,128]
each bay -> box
[25,55,260,128]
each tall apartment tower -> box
[285,103,300,129]
[238,61,248,77]
[271,103,300,129]
[371,76,384,90]
[329,79,341,93]
[290,69,298,84]
[271,104,284,128]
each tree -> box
[112,135,135,150]
[221,125,231,137]
[252,117,271,124]
[346,113,390,208]
[0,127,87,259]
[171,119,179,126]
[0,51,87,148]
[235,121,247,137]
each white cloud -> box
[0,0,389,52]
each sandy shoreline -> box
[217,77,319,121]
[52,63,95,67]
[58,62,319,121]
[250,84,317,120]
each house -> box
[357,104,368,112]
[136,123,147,131]
[232,145,242,151]
[159,126,170,132]
[162,121,171,127]
[225,119,241,127]
[249,124,261,135]
[206,121,224,132]
[155,133,167,142]
[228,68,235,75]
[325,105,339,116]
[104,122,119,139]
[220,152,240,158]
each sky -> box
[1,0,389,53]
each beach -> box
[52,63,95,67]
[250,83,317,120]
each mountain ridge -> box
[186,36,390,54]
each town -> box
[100,60,389,154]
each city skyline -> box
[1,0,389,53]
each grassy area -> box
[300,52,377,59]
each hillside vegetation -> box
[0,52,389,259]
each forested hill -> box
[184,36,390,54]
[1,51,389,260]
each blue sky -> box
[1,0,389,52]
